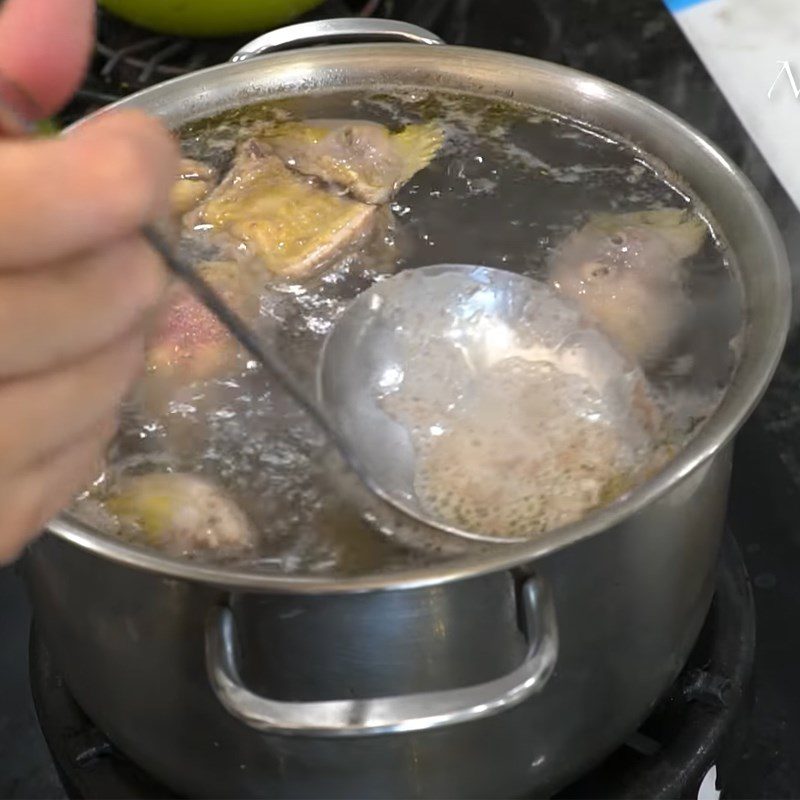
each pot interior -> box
[54,45,790,591]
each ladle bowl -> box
[318,263,639,542]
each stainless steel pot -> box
[24,18,790,799]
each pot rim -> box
[46,43,791,594]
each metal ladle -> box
[149,249,548,538]
[149,244,649,550]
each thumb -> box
[0,0,95,118]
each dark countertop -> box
[0,564,61,798]
[3,0,800,797]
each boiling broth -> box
[74,90,744,576]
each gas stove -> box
[3,0,800,797]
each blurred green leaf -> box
[35,118,59,136]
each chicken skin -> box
[171,157,216,216]
[146,259,258,383]
[187,140,377,279]
[106,472,256,556]
[261,119,444,204]
[549,208,707,364]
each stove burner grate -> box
[59,0,555,127]
[94,2,381,88]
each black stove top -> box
[62,0,558,125]
[3,0,800,797]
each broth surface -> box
[74,90,744,576]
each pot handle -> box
[205,575,558,737]
[229,18,443,63]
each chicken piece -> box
[146,260,258,384]
[187,139,376,279]
[549,208,707,364]
[187,120,442,279]
[171,158,216,216]
[261,119,444,204]
[138,259,261,431]
[105,473,256,555]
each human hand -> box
[0,0,179,562]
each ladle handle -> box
[205,575,558,737]
[229,18,444,62]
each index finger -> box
[0,0,94,117]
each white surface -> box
[698,764,721,800]
[669,0,800,214]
